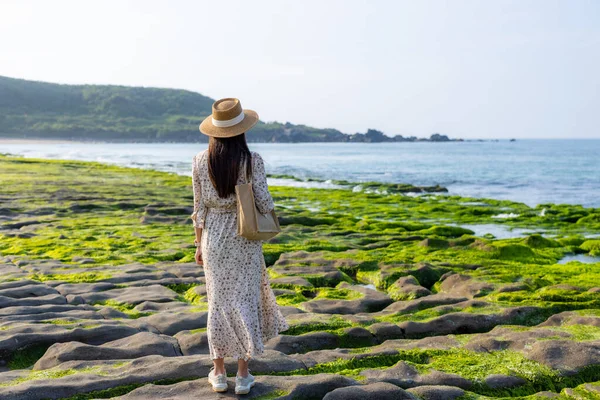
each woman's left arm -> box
[251,153,275,215]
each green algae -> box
[276,292,309,306]
[542,324,600,341]
[29,272,112,283]
[37,319,102,330]
[553,380,600,399]
[58,377,199,400]
[489,287,600,309]
[0,366,107,387]
[173,284,210,308]
[358,263,445,291]
[451,333,475,345]
[313,287,364,300]
[574,309,600,317]
[581,240,600,256]
[271,348,600,398]
[252,390,291,400]
[178,285,208,308]
[421,348,559,390]
[270,271,353,289]
[375,306,463,324]
[283,316,355,336]
[331,330,376,349]
[40,319,94,325]
[165,283,198,294]
[270,350,429,377]
[311,273,355,287]
[92,300,152,319]
[6,344,50,370]
[183,305,209,313]
[387,284,428,301]
[0,155,197,265]
[397,349,581,397]
[273,346,550,393]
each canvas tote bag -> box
[235,157,281,240]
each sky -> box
[1,0,599,139]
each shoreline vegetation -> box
[0,153,599,399]
[0,75,486,144]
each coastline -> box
[2,140,600,208]
[1,153,598,239]
[0,138,87,144]
[0,154,599,398]
[0,137,486,144]
[1,138,598,145]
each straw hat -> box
[199,98,259,138]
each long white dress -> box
[191,150,288,361]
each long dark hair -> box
[208,133,252,198]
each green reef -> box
[0,154,599,399]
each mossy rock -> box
[278,215,337,226]
[581,240,600,256]
[493,244,536,261]
[557,236,586,247]
[410,264,444,289]
[424,225,474,238]
[576,213,600,225]
[386,275,432,301]
[314,287,364,301]
[419,238,450,249]
[451,237,476,247]
[523,234,560,249]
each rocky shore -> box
[0,154,599,399]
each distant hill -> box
[0,75,459,143]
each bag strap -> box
[242,154,253,185]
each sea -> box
[1,139,599,208]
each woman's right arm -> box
[191,154,207,264]
[251,153,275,215]
[191,154,208,230]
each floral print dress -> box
[191,150,288,361]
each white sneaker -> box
[235,372,255,395]
[208,368,228,392]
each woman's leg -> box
[213,357,226,375]
[237,358,249,377]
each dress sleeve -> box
[191,154,207,229]
[251,153,275,215]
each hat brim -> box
[199,109,259,138]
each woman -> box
[191,98,288,395]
